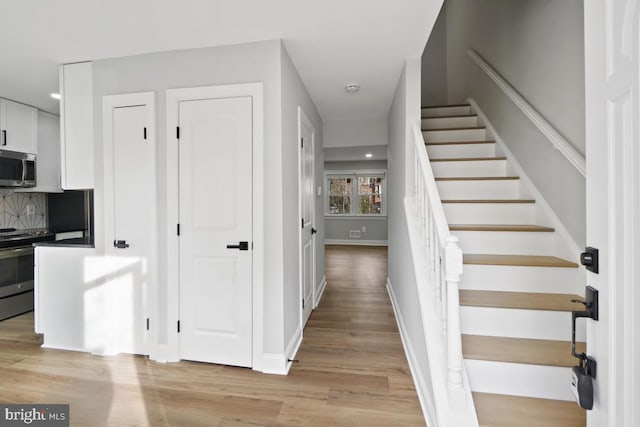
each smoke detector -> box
[345,84,360,93]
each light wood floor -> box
[0,245,425,426]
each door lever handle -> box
[311,228,318,234]
[226,241,249,251]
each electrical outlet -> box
[26,204,35,216]
[361,226,366,233]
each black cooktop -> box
[0,228,55,249]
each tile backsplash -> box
[0,190,47,230]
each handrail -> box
[467,49,586,177]
[410,123,465,407]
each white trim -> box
[102,91,158,360]
[386,278,436,427]
[324,169,387,216]
[262,353,288,375]
[165,83,265,370]
[324,239,388,246]
[469,98,583,267]
[467,49,586,177]
[314,275,327,309]
[284,323,303,374]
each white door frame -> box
[165,83,264,371]
[298,106,316,331]
[584,1,639,425]
[102,91,158,358]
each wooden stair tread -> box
[463,254,579,268]
[442,199,535,204]
[422,114,478,119]
[423,126,486,131]
[426,140,495,146]
[422,103,470,109]
[462,335,584,367]
[473,392,586,427]
[450,224,554,232]
[460,290,584,311]
[436,176,520,181]
[431,156,506,162]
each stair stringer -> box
[467,97,585,296]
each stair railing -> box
[411,123,465,396]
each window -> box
[325,170,386,216]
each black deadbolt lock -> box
[580,247,599,274]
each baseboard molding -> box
[324,239,388,246]
[315,275,327,309]
[262,353,288,375]
[386,278,436,427]
[284,324,303,374]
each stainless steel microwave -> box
[0,150,35,187]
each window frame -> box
[324,169,387,217]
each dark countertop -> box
[33,237,95,248]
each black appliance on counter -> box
[47,190,94,238]
[0,228,54,321]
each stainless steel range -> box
[0,228,54,321]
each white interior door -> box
[178,96,253,367]
[108,102,155,356]
[585,1,639,425]
[299,109,315,325]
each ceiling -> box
[0,0,441,120]
[324,145,388,162]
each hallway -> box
[0,245,423,426]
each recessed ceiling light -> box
[345,84,360,93]
[50,93,61,100]
[365,153,373,158]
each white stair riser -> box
[427,143,495,159]
[460,265,581,294]
[423,128,487,143]
[443,203,535,224]
[422,105,471,117]
[461,307,586,342]
[432,160,506,177]
[422,116,478,129]
[437,180,520,199]
[454,231,556,255]
[465,360,575,401]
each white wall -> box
[421,5,448,107]
[91,41,285,357]
[387,58,435,419]
[323,118,388,148]
[280,43,324,355]
[444,0,586,247]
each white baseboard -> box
[284,324,303,374]
[314,275,327,309]
[386,278,435,427]
[325,239,388,246]
[262,353,288,375]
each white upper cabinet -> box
[60,62,94,189]
[0,98,38,154]
[18,111,62,193]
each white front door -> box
[104,93,156,356]
[178,96,253,367]
[585,1,639,425]
[299,108,315,325]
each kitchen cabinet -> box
[59,62,94,189]
[0,98,38,154]
[17,111,62,193]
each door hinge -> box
[143,127,147,140]
[176,126,180,139]
[146,318,150,331]
[302,298,305,309]
[300,137,304,148]
[177,224,180,236]
[301,218,304,229]
[177,320,181,333]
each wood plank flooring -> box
[0,244,425,426]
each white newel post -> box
[445,235,464,393]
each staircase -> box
[421,103,587,426]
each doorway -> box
[299,107,316,327]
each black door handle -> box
[226,241,249,251]
[311,228,318,234]
[113,240,129,249]
[1,130,6,146]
